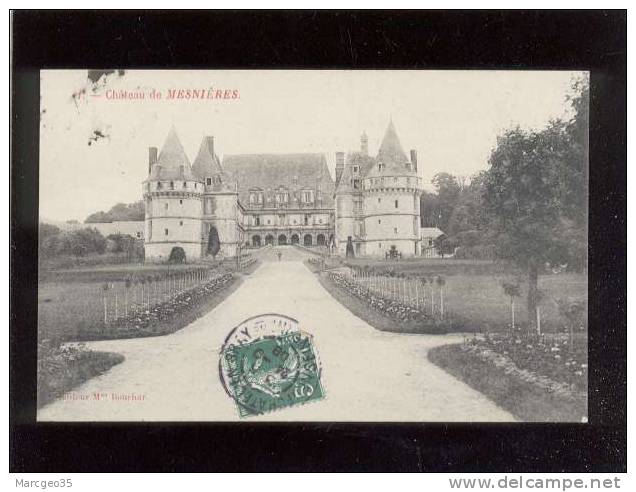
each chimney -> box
[148,146,158,173]
[205,136,215,156]
[335,152,345,186]
[361,131,368,155]
[410,149,418,172]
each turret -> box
[143,127,203,263]
[360,131,368,155]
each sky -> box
[39,69,586,222]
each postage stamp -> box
[219,314,324,417]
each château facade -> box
[142,120,422,262]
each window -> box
[180,221,183,226]
[378,219,381,224]
[136,232,141,238]
[353,166,359,173]
[318,218,323,224]
[378,197,381,203]
[165,203,168,210]
[157,182,162,190]
[395,200,398,208]
[267,219,271,225]
[206,177,212,186]
[183,181,187,188]
[394,177,398,183]
[304,215,309,225]
[394,227,398,234]
[148,220,152,240]
[180,199,183,205]
[164,228,169,236]
[255,217,260,226]
[170,181,174,189]
[353,179,361,189]
[302,190,313,203]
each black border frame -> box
[10,10,627,472]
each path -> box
[38,246,515,422]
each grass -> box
[428,344,587,422]
[339,258,587,333]
[38,259,260,342]
[37,345,125,408]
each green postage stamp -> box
[219,314,324,417]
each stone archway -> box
[265,234,275,246]
[252,235,261,247]
[316,234,326,246]
[290,234,299,245]
[303,234,313,246]
[278,234,287,245]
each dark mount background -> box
[11,10,626,472]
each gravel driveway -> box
[38,247,515,422]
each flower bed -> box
[327,272,459,333]
[465,333,588,393]
[80,272,235,340]
[38,340,125,408]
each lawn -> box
[339,258,587,333]
[38,259,260,342]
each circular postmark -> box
[219,313,324,418]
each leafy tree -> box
[85,201,145,223]
[419,191,442,228]
[431,172,461,231]
[484,122,576,332]
[483,77,588,332]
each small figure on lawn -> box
[277,251,282,261]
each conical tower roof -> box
[157,126,191,168]
[377,118,408,165]
[148,127,195,181]
[367,119,416,177]
[192,136,223,179]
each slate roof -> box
[366,119,416,177]
[192,136,223,180]
[148,127,196,181]
[222,153,335,208]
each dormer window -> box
[183,181,187,188]
[206,177,212,186]
[157,182,162,190]
[301,190,314,203]
[378,163,385,172]
[169,181,174,189]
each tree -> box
[431,172,461,231]
[484,77,588,332]
[484,123,575,332]
[207,227,221,257]
[501,282,521,333]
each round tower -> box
[143,127,203,263]
[363,120,422,257]
[192,136,241,258]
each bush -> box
[169,246,186,264]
